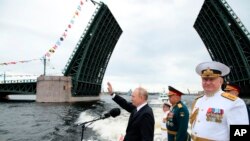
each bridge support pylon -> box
[36,76,99,102]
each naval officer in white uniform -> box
[190,61,249,141]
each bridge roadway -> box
[0,79,37,95]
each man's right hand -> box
[107,82,113,96]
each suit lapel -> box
[126,104,148,132]
[132,104,148,119]
[126,109,137,132]
[130,109,137,120]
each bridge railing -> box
[0,79,37,84]
[62,3,102,75]
[220,0,250,39]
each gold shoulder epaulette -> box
[221,92,238,101]
[195,94,204,100]
[177,103,183,108]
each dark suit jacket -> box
[113,94,155,141]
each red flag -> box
[53,45,58,49]
[63,32,67,38]
[45,52,51,57]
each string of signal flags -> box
[0,0,100,67]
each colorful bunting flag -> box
[0,0,86,66]
[45,0,86,58]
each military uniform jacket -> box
[113,94,155,141]
[167,101,190,141]
[191,90,249,140]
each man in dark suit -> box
[107,82,155,141]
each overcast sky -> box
[0,0,249,93]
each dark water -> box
[0,95,195,141]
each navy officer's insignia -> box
[206,107,224,123]
[180,112,185,117]
[221,92,237,101]
[168,112,174,119]
[177,103,183,108]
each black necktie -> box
[132,109,137,117]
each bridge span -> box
[194,0,250,98]
[0,2,122,102]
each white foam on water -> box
[92,110,128,141]
[75,111,95,125]
[75,96,196,141]
[75,110,127,141]
[86,105,164,141]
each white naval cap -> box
[163,101,172,107]
[195,61,230,77]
